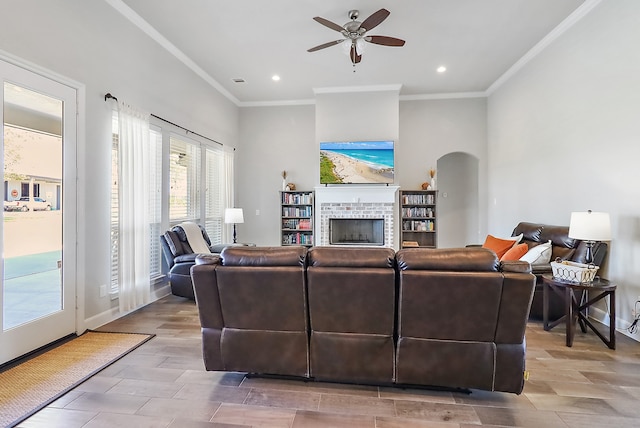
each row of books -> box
[282,192,313,205]
[282,232,314,245]
[282,206,312,217]
[401,207,434,218]
[402,220,435,232]
[282,218,312,230]
[402,194,435,205]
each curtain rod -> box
[104,92,222,146]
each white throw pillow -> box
[507,233,523,245]
[520,240,552,265]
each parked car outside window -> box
[3,196,51,211]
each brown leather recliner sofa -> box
[511,222,608,319]
[191,245,535,394]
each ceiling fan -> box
[307,8,405,66]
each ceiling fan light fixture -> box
[341,39,352,55]
[308,8,404,67]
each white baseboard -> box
[589,306,640,343]
[83,284,172,331]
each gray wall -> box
[437,152,480,248]
[237,105,316,246]
[399,98,488,246]
[237,95,487,249]
[0,0,239,321]
[487,0,640,331]
[316,89,399,143]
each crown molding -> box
[400,92,486,101]
[313,84,403,95]
[239,98,316,108]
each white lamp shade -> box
[568,211,611,241]
[224,208,244,224]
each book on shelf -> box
[298,219,311,230]
[402,241,419,247]
[401,193,435,205]
[282,192,313,205]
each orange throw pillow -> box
[500,243,529,261]
[482,234,517,259]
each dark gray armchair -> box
[160,224,217,299]
[160,224,249,299]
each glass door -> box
[0,59,77,365]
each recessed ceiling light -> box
[437,66,447,73]
[272,75,281,82]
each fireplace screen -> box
[329,218,384,246]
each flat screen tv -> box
[320,140,394,184]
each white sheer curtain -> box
[117,101,151,312]
[222,146,235,243]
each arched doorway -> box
[436,152,479,248]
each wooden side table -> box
[541,274,616,349]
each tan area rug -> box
[0,331,153,427]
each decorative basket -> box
[551,260,599,283]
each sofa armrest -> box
[174,253,199,264]
[196,254,221,265]
[191,259,224,371]
[191,260,223,330]
[530,264,552,275]
[500,260,531,274]
[495,271,536,344]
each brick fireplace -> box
[315,186,399,248]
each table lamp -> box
[224,208,244,244]
[568,210,611,264]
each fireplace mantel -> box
[314,185,399,204]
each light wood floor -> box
[18,294,640,427]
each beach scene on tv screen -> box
[320,141,394,184]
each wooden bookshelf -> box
[399,190,437,249]
[280,190,314,247]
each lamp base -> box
[232,223,237,244]
[585,240,595,265]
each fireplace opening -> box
[329,218,384,246]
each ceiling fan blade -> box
[365,35,405,47]
[350,45,362,64]
[313,16,345,32]
[360,8,390,32]
[307,39,344,52]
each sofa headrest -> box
[221,246,307,267]
[308,247,395,268]
[512,222,578,250]
[173,224,211,246]
[396,247,499,272]
[512,222,543,242]
[163,230,184,257]
[539,225,577,249]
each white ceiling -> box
[114,0,588,106]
